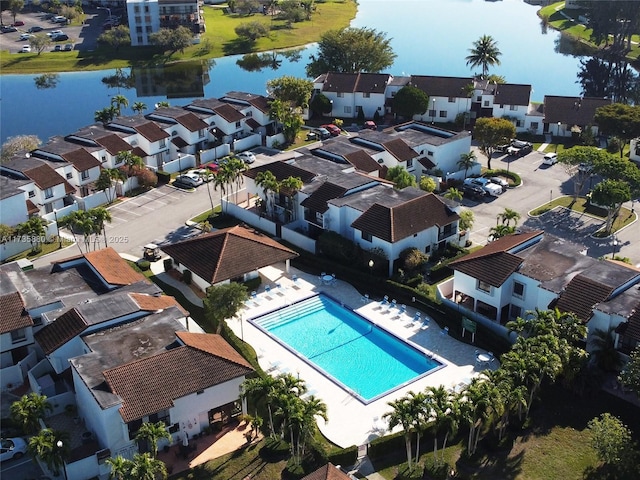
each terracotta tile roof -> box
[449,231,543,287]
[214,104,245,123]
[23,163,67,190]
[0,292,33,334]
[176,112,208,132]
[322,73,391,94]
[344,150,382,174]
[300,183,347,213]
[95,134,133,156]
[618,306,640,343]
[26,199,39,214]
[176,331,252,369]
[351,193,459,243]
[543,96,612,127]
[245,117,261,129]
[84,248,146,286]
[103,334,253,422]
[494,83,532,107]
[382,138,418,162]
[161,226,298,285]
[408,75,475,98]
[128,293,189,316]
[555,274,614,323]
[34,308,88,355]
[418,156,436,169]
[61,149,101,172]
[244,161,316,183]
[322,72,358,92]
[171,136,189,148]
[135,122,170,142]
[221,92,271,113]
[247,95,270,113]
[131,146,149,158]
[302,463,352,480]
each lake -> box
[0,0,585,144]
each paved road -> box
[0,452,47,479]
[466,146,639,266]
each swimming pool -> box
[250,294,443,403]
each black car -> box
[462,184,486,199]
[52,34,69,41]
[28,26,44,33]
[1,26,17,33]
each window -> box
[531,122,539,130]
[66,172,73,179]
[148,409,170,426]
[477,280,492,294]
[115,155,123,164]
[135,16,141,24]
[81,170,90,180]
[144,5,149,12]
[28,190,35,198]
[235,121,241,128]
[499,104,504,109]
[145,26,152,33]
[159,138,166,148]
[144,15,151,23]
[391,91,397,97]
[513,281,525,298]
[510,105,517,111]
[510,304,522,319]
[134,6,140,12]
[439,110,446,118]
[363,92,370,98]
[483,100,490,107]
[11,328,26,343]
[344,106,351,114]
[448,97,455,103]
[137,35,143,43]
[44,188,53,199]
[361,231,372,242]
[516,120,522,127]
[425,245,431,254]
[246,111,253,117]
[198,129,205,138]
[337,92,344,98]
[476,96,481,101]
[427,150,434,156]
[101,156,106,163]
[407,158,413,168]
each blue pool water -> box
[251,295,442,403]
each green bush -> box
[163,258,173,272]
[137,260,151,271]
[243,276,262,291]
[261,437,290,461]
[327,445,358,468]
[156,170,171,185]
[368,431,406,462]
[484,168,521,187]
[182,269,192,285]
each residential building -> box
[146,106,209,154]
[542,95,612,138]
[400,75,476,124]
[0,291,37,390]
[127,0,203,47]
[107,115,171,169]
[313,72,392,119]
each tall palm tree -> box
[444,187,463,202]
[383,396,415,470]
[426,385,458,466]
[222,156,247,204]
[296,395,327,462]
[406,390,427,464]
[457,152,477,179]
[461,83,475,129]
[111,94,129,116]
[116,151,145,180]
[213,166,230,213]
[128,452,167,480]
[590,327,623,373]
[465,35,502,79]
[95,105,118,125]
[28,429,69,477]
[459,377,493,455]
[106,455,131,480]
[16,216,46,253]
[255,170,279,219]
[497,207,521,227]
[241,375,280,438]
[132,101,147,114]
[89,207,112,249]
[279,176,303,222]
[67,210,94,252]
[135,421,171,458]
[10,393,52,434]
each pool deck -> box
[229,264,499,449]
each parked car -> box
[52,34,69,41]
[174,173,203,188]
[52,16,67,23]
[462,184,486,199]
[1,26,18,33]
[542,152,558,165]
[488,176,509,190]
[47,30,64,37]
[64,43,73,51]
[363,121,377,130]
[19,45,31,53]
[0,437,27,462]
[28,26,44,33]
[306,131,318,141]
[320,124,341,136]
[187,169,214,182]
[315,127,331,139]
[507,140,533,157]
[53,44,62,51]
[236,151,256,164]
[12,20,24,26]
[464,177,502,197]
[204,162,219,172]
[19,33,34,41]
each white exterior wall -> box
[170,376,246,437]
[0,329,34,356]
[354,92,385,119]
[630,138,640,164]
[0,190,29,226]
[412,137,472,178]
[524,115,544,135]
[47,337,86,374]
[211,115,243,137]
[415,97,468,123]
[28,181,68,214]
[127,0,160,46]
[492,104,528,130]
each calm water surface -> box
[0,0,584,143]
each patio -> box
[228,263,499,448]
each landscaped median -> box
[0,1,357,74]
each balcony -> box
[438,226,457,241]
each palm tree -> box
[106,455,131,480]
[16,216,46,253]
[426,385,458,466]
[156,101,170,108]
[497,207,521,227]
[461,83,475,129]
[95,105,118,125]
[67,210,94,252]
[111,94,129,116]
[89,207,112,249]
[132,101,147,114]
[241,375,280,438]
[488,223,515,241]
[444,187,463,202]
[116,151,145,180]
[406,390,428,464]
[457,152,477,179]
[135,421,171,459]
[128,452,167,480]
[213,166,230,213]
[222,156,247,204]
[28,429,69,477]
[255,170,279,219]
[10,393,52,434]
[383,396,415,470]
[590,327,623,372]
[465,35,502,79]
[279,176,304,222]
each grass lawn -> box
[3,239,75,263]
[0,1,356,74]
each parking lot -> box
[0,8,105,54]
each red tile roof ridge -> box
[450,230,543,265]
[175,331,253,369]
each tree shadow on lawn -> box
[457,447,525,480]
[223,37,256,55]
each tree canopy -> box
[473,117,515,170]
[386,165,416,189]
[392,86,430,119]
[149,26,193,54]
[267,76,314,109]
[465,35,502,79]
[306,27,396,78]
[97,25,131,51]
[594,104,640,157]
[204,282,248,333]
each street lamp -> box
[612,236,618,259]
[53,208,62,249]
[368,259,374,276]
[177,153,182,173]
[56,440,68,480]
[431,99,436,124]
[555,121,561,153]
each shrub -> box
[261,437,290,461]
[368,431,406,462]
[137,260,151,271]
[327,445,358,468]
[243,276,262,291]
[607,136,622,154]
[156,170,171,185]
[400,247,428,272]
[163,258,173,272]
[182,269,192,285]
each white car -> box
[543,152,558,165]
[174,173,203,188]
[0,437,27,462]
[236,151,256,164]
[187,169,214,182]
[464,177,502,197]
[19,33,34,41]
[19,45,31,53]
[489,176,509,190]
[47,30,64,37]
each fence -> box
[223,201,277,236]
[201,144,231,163]
[233,133,261,152]
[281,225,316,253]
[75,187,115,210]
[266,133,286,149]
[161,154,196,174]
